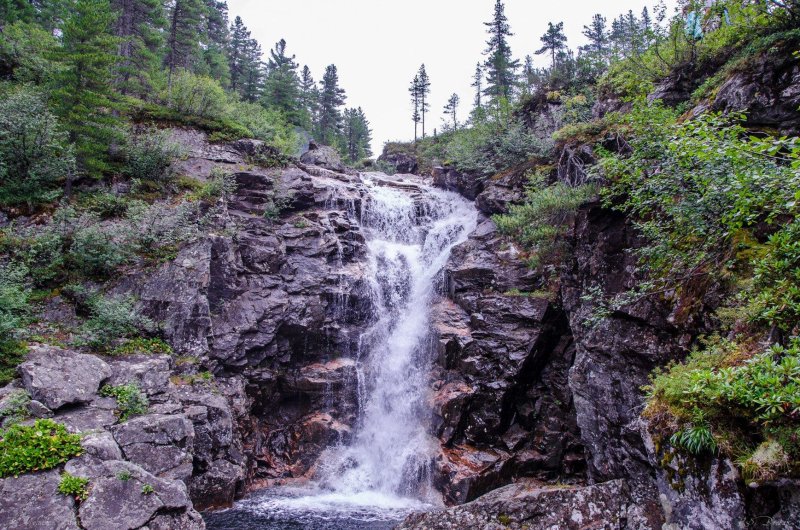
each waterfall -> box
[205,172,478,528]
[317,174,478,504]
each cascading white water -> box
[205,173,477,529]
[316,174,478,505]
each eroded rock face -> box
[429,219,585,504]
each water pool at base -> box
[203,486,428,530]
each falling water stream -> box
[206,173,478,529]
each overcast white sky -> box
[228,0,678,154]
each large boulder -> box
[398,479,648,530]
[112,414,196,481]
[299,141,345,172]
[377,151,418,174]
[0,470,80,530]
[71,460,203,530]
[19,347,111,410]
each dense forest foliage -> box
[393,0,800,483]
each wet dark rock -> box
[377,151,418,174]
[706,46,800,135]
[19,347,111,410]
[432,166,483,200]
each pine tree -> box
[317,64,346,146]
[482,0,519,102]
[409,73,421,142]
[228,16,250,93]
[416,64,431,138]
[581,14,608,58]
[52,0,120,179]
[299,65,318,130]
[536,21,568,68]
[111,0,166,96]
[518,55,532,95]
[0,0,35,26]
[471,62,483,110]
[443,93,459,131]
[263,39,302,124]
[165,0,206,84]
[202,0,230,85]
[342,107,372,163]
[239,37,263,102]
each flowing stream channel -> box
[205,173,478,529]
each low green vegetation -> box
[0,390,30,426]
[78,293,154,351]
[100,383,149,421]
[58,472,90,501]
[495,175,597,269]
[0,419,83,478]
[111,337,172,356]
[141,483,155,495]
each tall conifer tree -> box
[483,0,519,102]
[52,0,120,179]
[317,64,346,146]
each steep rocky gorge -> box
[1,40,800,530]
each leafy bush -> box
[0,419,82,478]
[646,337,800,474]
[123,128,184,187]
[78,191,131,219]
[58,472,90,501]
[495,176,597,269]
[100,383,149,421]
[599,103,800,313]
[188,167,236,203]
[749,220,800,335]
[79,294,154,350]
[69,223,131,279]
[111,337,172,356]
[0,85,74,208]
[0,390,30,426]
[164,70,228,120]
[0,263,29,341]
[446,117,552,177]
[225,100,299,156]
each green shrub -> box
[141,483,154,495]
[225,100,299,156]
[749,220,800,335]
[0,419,82,478]
[79,294,153,350]
[110,337,172,356]
[0,390,30,426]
[599,103,800,313]
[100,383,148,421]
[68,224,130,279]
[58,472,89,501]
[495,176,597,269]
[78,191,131,219]
[123,129,184,187]
[0,21,60,84]
[0,85,74,208]
[0,263,29,341]
[188,167,236,203]
[164,70,227,120]
[646,337,800,474]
